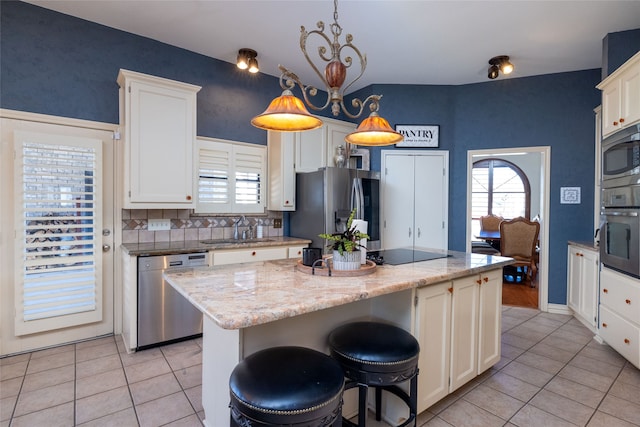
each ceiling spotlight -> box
[237,48,258,73]
[487,55,514,79]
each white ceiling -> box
[24,0,640,92]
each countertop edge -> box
[568,241,599,251]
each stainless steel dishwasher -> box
[137,252,207,350]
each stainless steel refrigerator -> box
[289,167,380,253]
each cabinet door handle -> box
[620,118,625,123]
[186,195,192,201]
[626,299,631,305]
[483,277,489,283]
[613,121,619,126]
[624,338,630,344]
[602,322,608,328]
[476,279,482,285]
[448,287,453,294]
[603,288,608,294]
[251,251,256,256]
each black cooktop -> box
[367,248,450,265]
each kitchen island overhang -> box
[164,250,513,426]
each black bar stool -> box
[229,346,345,426]
[328,321,420,427]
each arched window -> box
[472,158,531,237]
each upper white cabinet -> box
[598,51,640,138]
[117,69,201,208]
[382,151,449,251]
[567,244,599,331]
[267,117,356,211]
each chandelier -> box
[251,0,403,146]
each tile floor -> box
[1,306,640,427]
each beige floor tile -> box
[77,407,139,427]
[9,402,74,427]
[529,389,595,425]
[160,339,201,357]
[528,342,577,364]
[0,361,27,381]
[0,377,22,399]
[75,385,133,425]
[539,334,586,354]
[501,342,526,360]
[164,413,203,426]
[21,364,74,393]
[25,350,75,375]
[599,394,640,425]
[510,404,577,427]
[129,372,182,405]
[416,410,436,426]
[482,372,540,402]
[30,344,74,360]
[579,343,627,367]
[558,364,616,392]
[507,324,552,342]
[184,385,203,412]
[515,351,566,375]
[0,395,17,422]
[76,341,118,363]
[136,392,195,427]
[524,315,565,329]
[462,384,524,420]
[439,398,505,426]
[422,416,457,426]
[587,410,639,427]
[76,354,122,379]
[13,381,74,417]
[617,364,640,388]
[75,336,115,350]
[543,376,605,409]
[501,332,538,351]
[608,378,640,406]
[124,356,172,384]
[76,367,127,399]
[569,354,624,379]
[119,347,164,367]
[174,363,202,389]
[500,360,554,387]
[165,348,202,371]
[533,312,572,323]
[0,353,29,366]
[548,328,593,346]
[425,392,461,415]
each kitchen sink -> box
[200,238,273,245]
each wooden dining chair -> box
[480,214,503,232]
[499,217,540,287]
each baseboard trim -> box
[547,303,572,315]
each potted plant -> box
[319,209,370,270]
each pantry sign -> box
[395,125,439,148]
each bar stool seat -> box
[329,321,420,427]
[229,346,345,426]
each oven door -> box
[601,208,640,278]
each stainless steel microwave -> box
[602,124,640,188]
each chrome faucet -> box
[234,216,246,240]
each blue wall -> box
[1,1,637,304]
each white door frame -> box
[465,146,551,312]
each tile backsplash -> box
[121,209,283,244]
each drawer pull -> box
[483,277,489,283]
[448,287,453,294]
[252,251,256,256]
[186,195,192,201]
[476,279,482,285]
[624,338,630,345]
[602,322,607,328]
[603,288,608,294]
[297,251,302,255]
[614,121,619,126]
[626,299,631,305]
[620,118,625,123]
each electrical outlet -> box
[273,218,282,229]
[148,219,171,231]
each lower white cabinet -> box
[414,269,502,412]
[567,244,599,330]
[599,267,640,368]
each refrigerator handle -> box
[351,178,363,219]
[358,178,364,219]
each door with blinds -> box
[1,117,114,354]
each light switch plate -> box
[148,219,171,231]
[273,218,282,229]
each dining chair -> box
[499,216,540,287]
[480,214,503,250]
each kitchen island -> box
[164,250,512,426]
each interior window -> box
[472,158,531,238]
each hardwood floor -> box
[501,271,539,308]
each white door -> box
[382,151,448,250]
[1,116,115,355]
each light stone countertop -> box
[568,240,599,252]
[164,250,513,330]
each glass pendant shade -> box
[345,112,404,146]
[251,90,323,131]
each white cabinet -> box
[267,118,356,210]
[598,51,640,138]
[414,269,501,412]
[117,69,201,208]
[599,267,640,368]
[382,151,449,251]
[211,245,302,266]
[567,244,599,330]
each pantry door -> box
[0,115,115,355]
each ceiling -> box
[24,1,640,92]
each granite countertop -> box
[121,236,312,256]
[164,250,513,330]
[568,241,599,251]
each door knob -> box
[102,244,111,252]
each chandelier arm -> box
[278,65,332,112]
[339,94,381,119]
[337,42,366,95]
